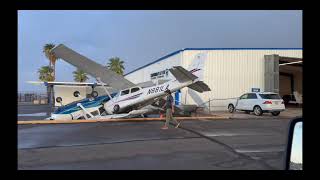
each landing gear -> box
[113,104,120,114]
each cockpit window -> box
[131,87,140,93]
[121,89,130,96]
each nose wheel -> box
[113,104,120,114]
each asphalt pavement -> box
[18,118,292,170]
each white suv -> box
[228,92,285,116]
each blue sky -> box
[18,10,302,92]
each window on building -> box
[150,69,169,79]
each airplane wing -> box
[51,44,136,91]
[27,81,112,87]
[135,79,170,88]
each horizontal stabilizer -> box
[188,81,211,93]
[169,66,198,82]
[51,44,135,91]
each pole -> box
[208,98,211,112]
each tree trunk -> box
[52,60,56,81]
[47,85,51,104]
[49,60,52,69]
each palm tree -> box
[38,66,54,104]
[106,57,125,75]
[73,69,89,82]
[38,66,54,81]
[43,43,58,80]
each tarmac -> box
[17,104,301,170]
[18,118,293,170]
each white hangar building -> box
[124,48,303,111]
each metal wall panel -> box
[125,53,182,83]
[125,49,302,111]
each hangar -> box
[124,48,303,111]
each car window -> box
[240,94,248,99]
[259,94,281,99]
[121,89,130,96]
[247,93,258,99]
[131,87,140,93]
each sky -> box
[18,10,302,92]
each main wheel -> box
[253,106,263,116]
[271,111,280,116]
[113,104,120,114]
[228,104,235,113]
[91,91,98,98]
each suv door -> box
[237,94,248,110]
[246,93,258,110]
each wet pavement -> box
[18,118,292,170]
[18,104,51,120]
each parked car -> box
[228,92,285,116]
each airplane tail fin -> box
[169,65,211,93]
[187,52,207,80]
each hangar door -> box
[279,74,292,96]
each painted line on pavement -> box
[18,116,230,125]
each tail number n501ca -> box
[147,84,169,95]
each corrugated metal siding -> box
[182,50,302,110]
[125,52,182,83]
[125,49,302,111]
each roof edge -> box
[124,48,303,76]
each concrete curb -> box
[17,116,230,125]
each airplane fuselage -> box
[104,79,194,114]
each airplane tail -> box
[169,52,207,82]
[187,52,207,80]
[168,52,211,93]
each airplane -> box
[48,52,210,120]
[28,44,211,120]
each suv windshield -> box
[259,94,281,99]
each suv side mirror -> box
[285,117,303,170]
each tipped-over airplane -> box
[50,55,210,120]
[29,44,211,120]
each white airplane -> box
[48,52,211,120]
[28,44,210,120]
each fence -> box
[175,96,239,113]
[17,92,48,104]
[197,97,239,112]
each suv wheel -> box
[253,106,263,116]
[271,111,280,116]
[228,104,235,113]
